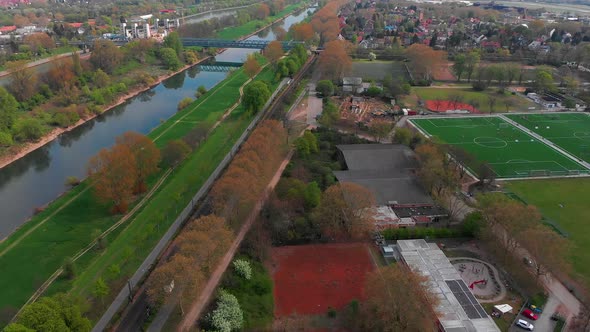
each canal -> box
[0,7,313,238]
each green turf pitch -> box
[410,117,587,178]
[505,113,590,163]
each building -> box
[396,239,501,332]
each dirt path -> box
[177,150,294,332]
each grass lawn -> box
[0,64,278,322]
[216,2,307,40]
[505,112,590,163]
[409,117,586,178]
[407,87,536,113]
[506,178,590,287]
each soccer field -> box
[409,117,588,178]
[505,113,590,163]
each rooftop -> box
[334,144,432,205]
[397,239,500,332]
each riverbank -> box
[0,56,212,170]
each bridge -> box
[180,38,303,50]
[196,61,243,72]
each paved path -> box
[177,151,294,332]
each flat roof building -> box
[396,239,501,332]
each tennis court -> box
[409,116,588,179]
[505,112,590,163]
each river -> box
[0,7,314,238]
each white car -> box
[516,319,534,331]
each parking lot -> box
[509,296,558,332]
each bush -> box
[472,81,487,91]
[0,131,13,147]
[12,118,45,142]
[382,227,462,240]
[208,290,243,332]
[65,176,80,187]
[327,307,337,318]
[62,257,76,279]
[162,139,191,167]
[177,97,193,111]
[233,259,252,280]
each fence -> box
[92,78,288,332]
[503,190,569,238]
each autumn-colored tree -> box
[318,40,352,80]
[264,41,284,67]
[368,119,393,142]
[162,139,191,167]
[45,58,75,91]
[7,60,38,102]
[360,265,439,331]
[313,182,375,240]
[270,0,285,14]
[521,224,571,279]
[211,121,287,226]
[414,142,459,196]
[290,22,314,41]
[88,144,138,213]
[272,26,287,41]
[90,39,123,74]
[405,44,447,81]
[256,3,271,19]
[23,33,55,55]
[311,0,346,44]
[243,54,261,79]
[115,132,160,193]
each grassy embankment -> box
[216,2,309,40]
[0,63,277,322]
[402,87,536,113]
[506,178,590,288]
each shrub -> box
[12,118,45,142]
[0,131,13,147]
[65,176,80,187]
[62,257,76,279]
[208,290,243,332]
[233,259,252,280]
[177,97,193,111]
[327,307,337,318]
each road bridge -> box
[180,38,303,50]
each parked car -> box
[529,304,542,313]
[522,309,539,320]
[516,319,534,331]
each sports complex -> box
[409,113,590,179]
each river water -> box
[0,7,313,238]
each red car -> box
[522,309,539,320]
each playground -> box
[506,112,590,163]
[450,257,506,302]
[409,116,588,179]
[271,243,375,317]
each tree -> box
[521,225,571,279]
[90,40,123,74]
[405,44,446,81]
[316,80,334,97]
[256,3,270,19]
[243,81,271,114]
[0,87,18,131]
[313,182,375,240]
[392,127,413,146]
[2,323,35,332]
[243,54,261,78]
[318,40,352,80]
[23,33,55,55]
[360,265,439,331]
[290,22,314,41]
[465,50,480,82]
[45,58,75,91]
[233,259,252,280]
[162,139,191,167]
[535,69,556,93]
[93,69,110,88]
[160,47,182,71]
[368,119,393,142]
[163,31,183,57]
[264,41,284,67]
[208,290,243,332]
[6,61,38,102]
[12,118,44,142]
[415,143,459,196]
[452,54,466,81]
[87,144,138,213]
[116,132,160,193]
[303,181,321,209]
[93,277,109,305]
[272,26,287,41]
[14,295,91,332]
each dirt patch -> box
[271,243,375,317]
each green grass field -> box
[0,64,278,321]
[506,113,590,163]
[506,178,590,287]
[351,60,408,81]
[407,87,536,113]
[410,116,587,178]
